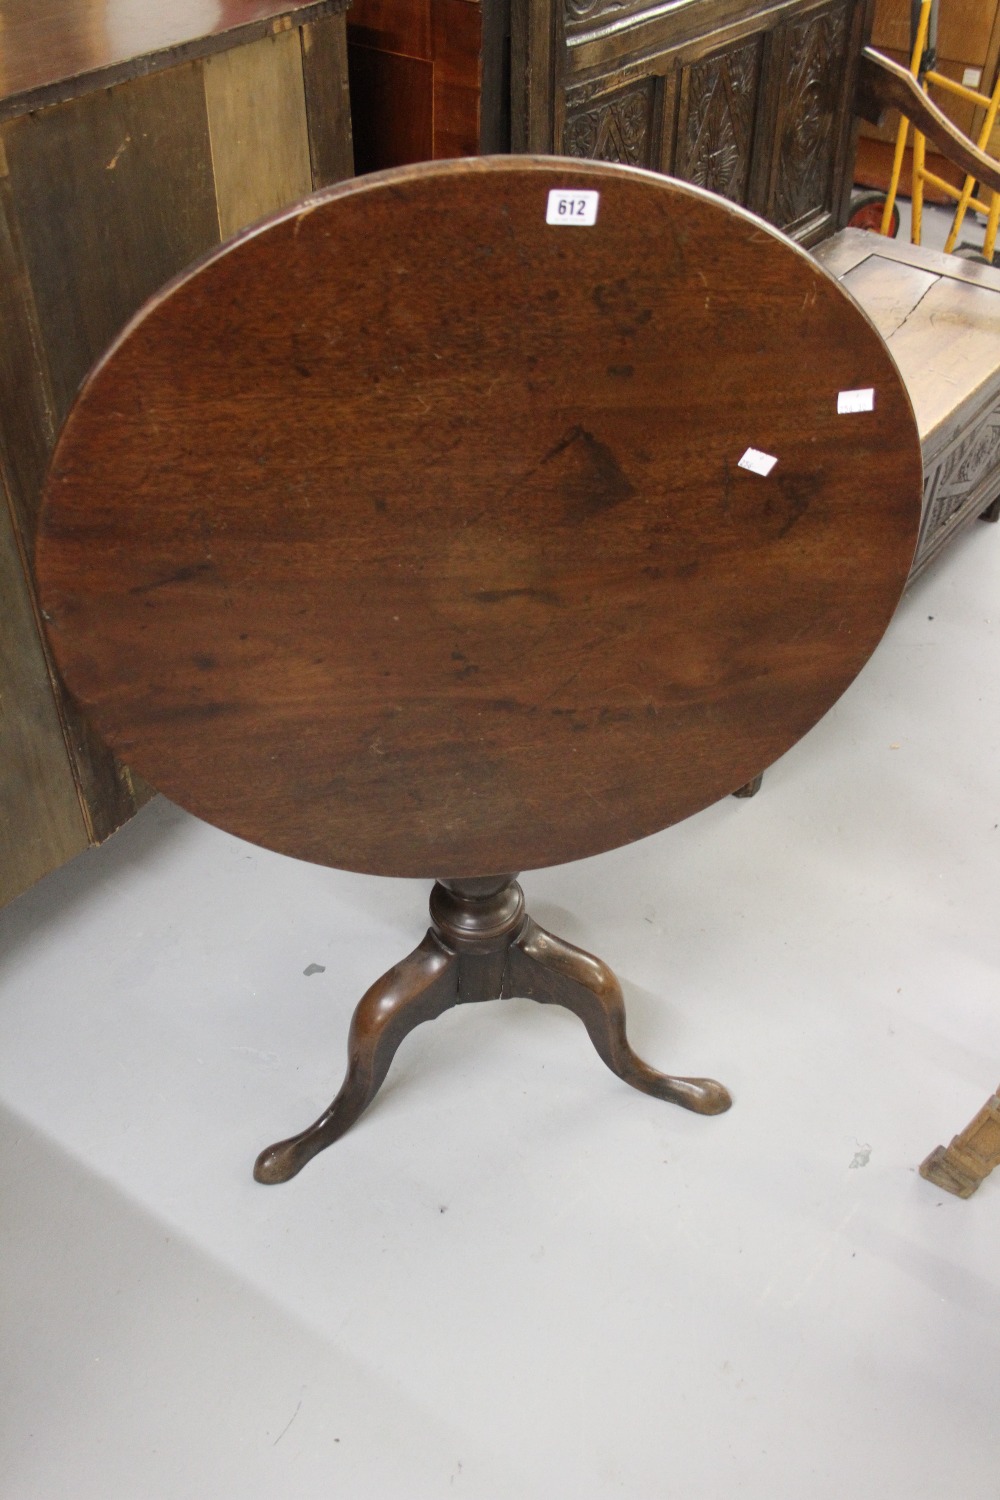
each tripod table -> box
[36,159,922,1182]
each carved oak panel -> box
[513,1,871,244]
[675,38,762,206]
[563,0,657,34]
[563,79,655,167]
[917,395,1000,570]
[771,1,851,231]
[564,0,624,18]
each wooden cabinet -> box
[348,0,872,246]
[0,0,353,908]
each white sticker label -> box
[962,66,982,88]
[738,447,778,477]
[546,189,600,226]
[837,387,875,414]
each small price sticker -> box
[738,447,778,477]
[837,387,875,414]
[546,189,600,226]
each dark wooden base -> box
[254,876,732,1183]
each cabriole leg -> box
[505,918,732,1115]
[254,932,460,1183]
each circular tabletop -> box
[38,158,922,878]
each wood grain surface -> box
[0,0,344,121]
[37,158,922,878]
[300,14,355,188]
[1,469,89,902]
[203,29,314,239]
[815,228,1000,584]
[3,64,220,428]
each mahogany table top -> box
[37,158,922,877]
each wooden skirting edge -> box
[920,1088,1000,1198]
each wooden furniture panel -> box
[816,228,1000,580]
[515,0,871,245]
[765,3,860,237]
[0,1,347,119]
[0,1,354,909]
[349,35,434,170]
[348,0,506,167]
[0,159,58,564]
[4,65,220,428]
[348,0,432,54]
[302,14,359,186]
[673,36,764,200]
[430,0,487,156]
[1,472,90,891]
[203,30,316,238]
